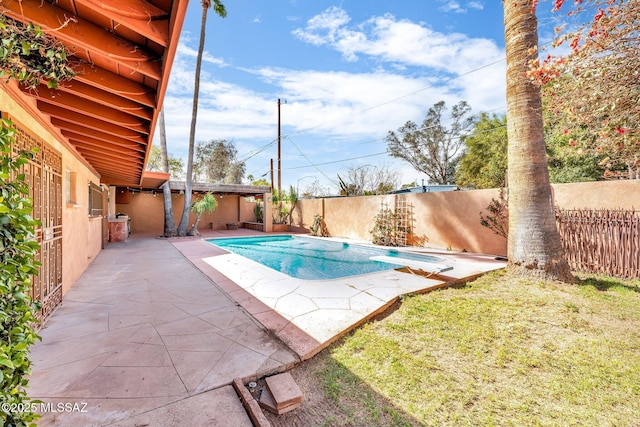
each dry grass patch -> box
[268,271,640,426]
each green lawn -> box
[288,271,640,426]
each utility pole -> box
[277,98,282,193]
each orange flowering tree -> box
[529,0,639,178]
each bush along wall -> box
[0,118,42,426]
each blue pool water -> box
[207,235,444,280]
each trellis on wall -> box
[12,125,63,323]
[370,196,414,247]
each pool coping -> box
[169,231,507,360]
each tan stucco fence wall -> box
[292,180,640,257]
[116,193,259,235]
[118,180,639,258]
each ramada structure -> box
[0,0,215,322]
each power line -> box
[283,148,389,171]
[236,30,562,179]
[284,136,339,185]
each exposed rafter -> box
[0,0,188,187]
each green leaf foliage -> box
[0,119,41,426]
[456,113,508,189]
[0,14,75,90]
[386,101,473,185]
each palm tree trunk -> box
[158,107,177,237]
[177,4,209,236]
[503,0,573,282]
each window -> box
[88,181,103,217]
[65,170,77,204]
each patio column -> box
[263,192,273,232]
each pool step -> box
[259,372,304,415]
[370,255,453,273]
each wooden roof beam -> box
[79,0,170,47]
[52,118,146,145]
[2,0,162,81]
[78,154,140,177]
[48,81,153,120]
[77,153,143,173]
[44,109,147,140]
[61,130,146,153]
[71,141,142,159]
[36,96,150,134]
[72,63,156,108]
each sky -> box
[154,0,567,194]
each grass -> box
[278,270,640,426]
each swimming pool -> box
[207,235,449,280]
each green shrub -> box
[1,118,42,426]
[310,214,329,237]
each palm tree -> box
[503,0,573,282]
[177,0,227,236]
[158,107,177,237]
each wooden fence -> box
[556,209,640,279]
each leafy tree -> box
[386,101,473,185]
[301,179,331,198]
[189,192,217,236]
[337,164,399,196]
[456,113,508,189]
[545,121,606,183]
[177,0,227,237]
[146,144,184,180]
[503,0,573,282]
[531,0,640,178]
[250,177,270,187]
[193,139,245,183]
[224,160,246,184]
[456,110,604,188]
[272,186,298,224]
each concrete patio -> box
[28,234,298,426]
[28,229,505,426]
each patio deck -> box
[28,233,298,426]
[28,229,505,426]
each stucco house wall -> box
[1,89,103,296]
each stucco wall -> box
[1,89,103,295]
[294,180,639,257]
[294,191,505,255]
[116,193,259,235]
[552,180,640,210]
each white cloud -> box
[176,42,227,67]
[439,1,466,14]
[292,8,504,73]
[158,7,507,190]
[438,0,484,13]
